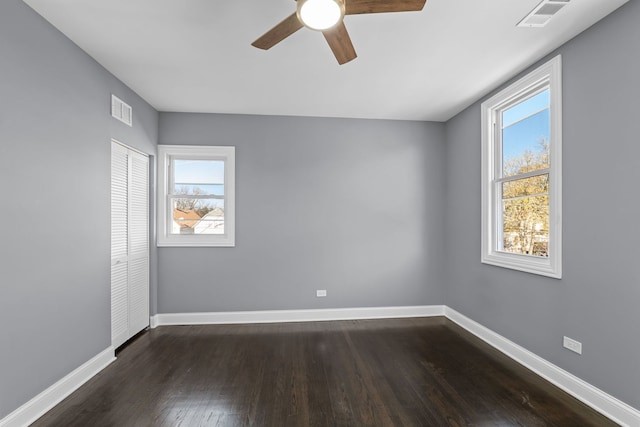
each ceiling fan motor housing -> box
[297,0,346,31]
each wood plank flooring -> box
[31,317,617,426]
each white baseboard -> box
[0,347,115,427]
[444,307,640,427]
[151,305,445,327]
[149,314,159,329]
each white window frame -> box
[481,56,562,278]
[157,145,235,247]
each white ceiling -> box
[23,0,627,121]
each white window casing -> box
[157,145,235,247]
[481,56,562,278]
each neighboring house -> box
[193,208,224,235]
[173,208,201,234]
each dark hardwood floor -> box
[32,318,617,426]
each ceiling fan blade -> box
[345,0,426,15]
[252,13,304,50]
[322,22,357,65]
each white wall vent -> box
[517,0,570,28]
[111,95,133,127]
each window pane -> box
[171,199,225,235]
[173,159,224,196]
[502,90,550,177]
[502,90,549,127]
[501,174,549,257]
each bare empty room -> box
[1,0,639,426]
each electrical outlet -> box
[563,336,582,355]
[316,290,327,297]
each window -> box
[157,145,235,247]
[481,56,562,278]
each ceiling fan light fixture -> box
[297,0,345,31]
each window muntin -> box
[481,56,561,278]
[158,145,235,247]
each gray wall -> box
[158,113,446,312]
[444,0,640,409]
[0,0,158,418]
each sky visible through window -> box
[174,159,224,195]
[501,89,550,169]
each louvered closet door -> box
[111,141,149,349]
[111,142,130,349]
[127,151,149,335]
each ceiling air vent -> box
[111,95,132,127]
[517,0,570,28]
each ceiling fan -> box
[252,0,427,65]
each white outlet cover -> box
[316,290,327,297]
[563,336,582,354]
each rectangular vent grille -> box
[111,95,133,127]
[517,0,570,28]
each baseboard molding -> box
[151,305,445,327]
[150,314,159,329]
[444,307,640,427]
[0,347,115,427]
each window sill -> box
[157,235,235,247]
[481,251,561,279]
